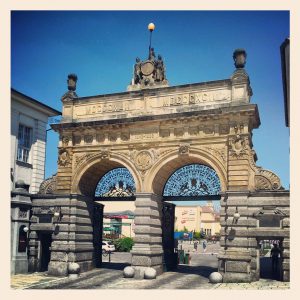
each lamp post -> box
[148,22,155,57]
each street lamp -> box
[148,22,155,57]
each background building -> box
[175,203,221,236]
[11,89,61,193]
[11,89,60,274]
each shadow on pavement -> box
[101,262,130,270]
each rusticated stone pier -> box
[130,193,163,278]
[218,190,290,282]
[28,194,100,276]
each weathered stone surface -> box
[226,261,249,273]
[223,272,252,283]
[131,255,162,266]
[48,261,68,276]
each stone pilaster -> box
[131,193,163,278]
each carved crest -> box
[131,149,157,171]
[179,143,190,155]
[229,135,248,158]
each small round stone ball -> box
[123,266,135,278]
[209,272,223,283]
[144,267,157,279]
[68,262,80,274]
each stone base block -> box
[11,258,28,274]
[77,260,94,273]
[131,254,162,267]
[283,270,290,282]
[223,272,252,283]
[226,261,250,273]
[48,261,68,276]
[133,265,163,279]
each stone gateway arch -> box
[31,48,289,282]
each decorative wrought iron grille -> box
[163,164,221,196]
[95,168,136,197]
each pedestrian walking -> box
[202,240,207,252]
[193,241,198,252]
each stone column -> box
[131,193,163,279]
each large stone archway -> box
[32,49,289,282]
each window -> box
[17,124,32,163]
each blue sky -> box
[11,11,290,195]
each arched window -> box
[163,164,221,196]
[95,168,136,197]
[18,225,28,253]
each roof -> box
[11,88,61,116]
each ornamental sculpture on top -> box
[127,23,169,91]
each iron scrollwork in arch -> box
[95,168,136,197]
[163,164,221,196]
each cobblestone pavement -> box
[11,245,289,290]
[11,272,62,289]
[213,279,289,290]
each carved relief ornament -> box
[179,143,190,155]
[74,149,111,170]
[229,134,248,158]
[39,174,57,194]
[58,148,71,167]
[254,168,282,190]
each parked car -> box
[102,241,115,253]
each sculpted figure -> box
[134,57,142,84]
[148,47,156,61]
[155,54,165,82]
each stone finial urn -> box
[67,73,78,91]
[233,49,247,68]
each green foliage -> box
[114,237,134,252]
[193,231,201,239]
[183,226,189,232]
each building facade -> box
[174,204,221,236]
[11,89,61,193]
[34,48,289,282]
[11,89,60,274]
